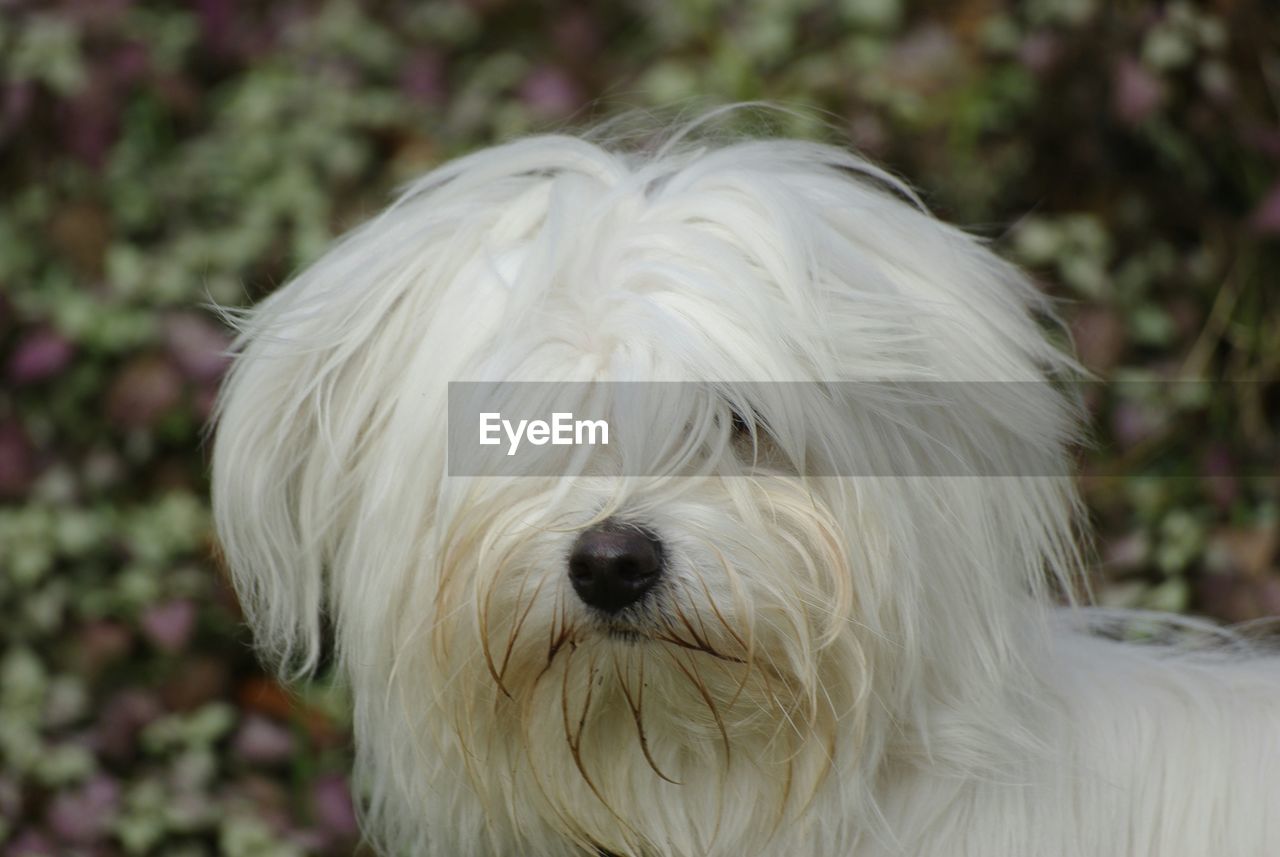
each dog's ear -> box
[210,295,338,678]
[209,210,443,679]
[209,139,618,679]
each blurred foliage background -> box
[1,0,1277,854]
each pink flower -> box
[196,0,244,56]
[233,715,296,764]
[519,67,583,117]
[5,830,55,856]
[95,688,162,760]
[1113,58,1164,125]
[1104,532,1148,570]
[0,420,34,499]
[311,774,359,837]
[7,329,74,384]
[163,313,231,382]
[61,83,120,168]
[46,776,120,844]
[400,52,445,105]
[110,42,151,84]
[1250,182,1280,235]
[140,599,197,652]
[1112,402,1161,447]
[1018,33,1060,74]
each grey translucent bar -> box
[445,381,1276,477]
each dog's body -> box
[212,119,1279,856]
[881,632,1279,856]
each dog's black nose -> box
[568,524,663,613]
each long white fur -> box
[212,116,1280,856]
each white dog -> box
[212,116,1279,857]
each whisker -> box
[499,572,549,681]
[614,651,682,784]
[558,647,612,816]
[667,647,732,762]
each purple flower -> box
[5,830,55,856]
[0,420,34,500]
[1201,445,1238,508]
[1018,33,1060,74]
[1112,402,1161,447]
[233,715,296,764]
[95,688,162,760]
[110,42,151,84]
[46,776,120,845]
[1250,182,1280,235]
[196,0,236,55]
[61,84,120,169]
[519,67,583,117]
[1104,532,1148,570]
[140,599,197,652]
[311,774,359,837]
[163,313,231,382]
[7,328,74,384]
[1112,58,1164,125]
[400,52,445,105]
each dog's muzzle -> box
[568,522,664,613]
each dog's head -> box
[212,122,1085,856]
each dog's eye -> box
[729,408,752,438]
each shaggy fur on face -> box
[212,116,1280,857]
